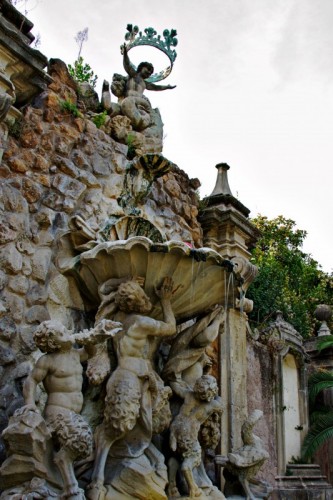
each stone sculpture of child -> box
[23,318,122,499]
[169,375,224,498]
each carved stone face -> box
[34,320,74,353]
[194,375,218,402]
[132,286,152,314]
[139,66,153,79]
[54,328,75,351]
[137,62,154,79]
[200,386,217,402]
[115,281,152,314]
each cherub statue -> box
[103,45,175,133]
[122,44,176,98]
[86,277,176,500]
[22,319,122,499]
[169,375,224,498]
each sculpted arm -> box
[145,82,176,91]
[23,355,49,407]
[136,312,176,338]
[170,379,191,400]
[122,44,136,77]
[193,306,224,347]
[134,277,176,337]
[153,277,176,337]
[211,396,224,414]
[74,319,122,362]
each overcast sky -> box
[22,0,333,272]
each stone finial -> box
[198,163,260,260]
[202,162,250,218]
[210,163,233,196]
[314,304,332,336]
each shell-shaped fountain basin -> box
[63,237,236,322]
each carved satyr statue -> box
[86,277,176,500]
[169,375,224,499]
[1,319,121,499]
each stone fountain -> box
[0,14,267,500]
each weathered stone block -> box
[8,275,29,295]
[6,212,29,234]
[3,184,28,213]
[53,155,78,178]
[20,128,39,148]
[71,148,88,168]
[37,229,54,246]
[25,305,50,324]
[39,131,54,151]
[33,154,49,171]
[92,153,111,176]
[0,220,18,244]
[22,255,32,276]
[4,291,25,322]
[164,178,181,198]
[78,170,100,187]
[22,178,43,203]
[0,244,23,273]
[58,122,81,141]
[52,173,85,200]
[7,156,28,173]
[31,248,51,281]
[0,316,16,341]
[19,325,37,353]
[0,270,8,290]
[103,173,124,197]
[0,343,15,366]
[34,173,50,188]
[27,283,48,306]
[0,453,48,489]
[42,191,65,211]
[34,208,54,228]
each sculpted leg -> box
[167,456,181,498]
[86,424,112,500]
[182,457,202,498]
[46,410,93,499]
[54,448,83,499]
[239,477,256,500]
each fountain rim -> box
[72,236,234,271]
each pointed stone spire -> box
[210,163,233,196]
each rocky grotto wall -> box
[0,57,203,459]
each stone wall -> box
[246,337,278,487]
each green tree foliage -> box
[247,215,333,337]
[68,57,98,88]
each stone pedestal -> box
[199,163,260,490]
[219,307,248,454]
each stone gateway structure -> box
[0,3,332,499]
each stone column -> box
[199,163,260,457]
